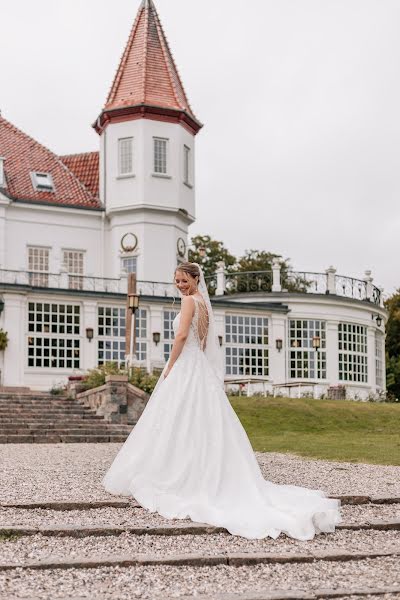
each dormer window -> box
[30,172,55,192]
[0,157,5,187]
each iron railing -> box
[0,268,382,305]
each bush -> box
[129,367,159,395]
[0,329,8,351]
[81,362,159,395]
[49,382,66,396]
[81,362,122,391]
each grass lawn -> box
[229,396,400,465]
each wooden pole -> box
[125,273,137,373]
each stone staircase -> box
[0,392,133,443]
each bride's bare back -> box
[192,294,209,351]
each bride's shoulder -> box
[181,295,196,313]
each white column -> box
[82,301,97,371]
[2,292,27,387]
[269,315,286,385]
[367,325,376,391]
[364,270,373,302]
[325,321,339,386]
[326,266,336,295]
[149,305,166,370]
[272,258,282,292]
[215,261,226,296]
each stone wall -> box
[76,375,149,424]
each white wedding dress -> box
[103,294,341,540]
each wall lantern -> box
[375,315,382,327]
[153,332,161,346]
[218,335,223,347]
[86,327,94,342]
[312,336,321,352]
[128,293,140,312]
[0,296,4,316]
[275,339,283,352]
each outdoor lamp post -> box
[128,293,140,372]
[312,336,321,352]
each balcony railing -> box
[0,269,176,297]
[0,268,382,306]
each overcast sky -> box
[2,0,399,293]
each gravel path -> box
[1,444,399,505]
[0,503,398,527]
[0,529,399,564]
[0,557,398,599]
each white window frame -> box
[183,145,192,187]
[375,331,384,388]
[30,171,55,192]
[28,246,50,287]
[121,254,138,275]
[338,322,368,383]
[27,301,81,370]
[0,157,5,187]
[225,314,269,377]
[62,249,85,290]
[289,319,327,380]
[152,137,170,177]
[98,305,148,367]
[163,308,179,362]
[117,137,134,178]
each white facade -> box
[0,0,387,399]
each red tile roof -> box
[0,116,101,209]
[60,152,99,198]
[95,0,202,134]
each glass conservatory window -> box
[27,302,80,369]
[225,315,269,376]
[375,331,384,388]
[163,309,179,361]
[338,323,368,383]
[97,306,147,366]
[289,320,326,379]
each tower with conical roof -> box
[94,0,202,283]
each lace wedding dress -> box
[103,274,341,540]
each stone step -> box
[1,521,399,537]
[0,414,104,422]
[0,404,92,415]
[0,425,132,434]
[0,434,128,443]
[0,546,399,572]
[0,422,129,430]
[2,494,399,510]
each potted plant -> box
[0,329,8,351]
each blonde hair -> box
[174,262,200,282]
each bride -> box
[103,262,341,540]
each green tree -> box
[384,289,400,399]
[188,235,236,281]
[233,250,309,293]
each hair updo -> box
[174,262,200,282]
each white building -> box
[0,0,386,398]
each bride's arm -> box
[164,296,195,378]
